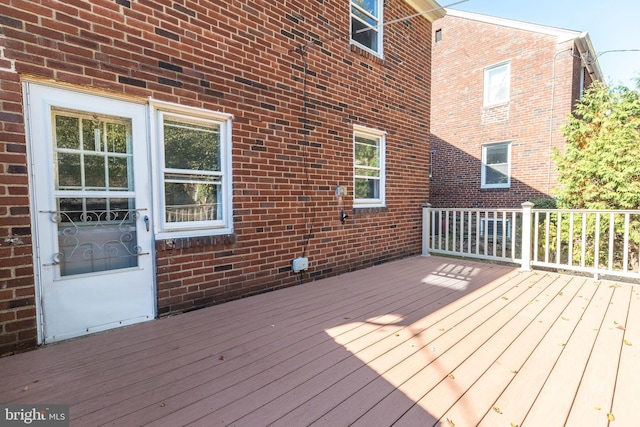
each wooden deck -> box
[1,256,639,426]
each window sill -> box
[156,233,236,251]
[349,43,385,65]
[480,186,511,191]
[482,101,510,109]
[353,206,387,215]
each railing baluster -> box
[533,211,540,262]
[510,211,515,259]
[568,212,574,267]
[491,212,497,256]
[452,210,457,252]
[475,211,480,255]
[544,212,550,264]
[594,212,601,279]
[483,212,488,256]
[623,213,630,273]
[437,210,442,251]
[581,213,587,269]
[467,211,472,254]
[556,211,562,265]
[608,212,615,271]
[459,211,464,252]
[444,210,450,252]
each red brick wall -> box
[430,14,579,208]
[0,62,37,355]
[0,0,434,354]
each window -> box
[481,142,511,189]
[435,29,442,43]
[483,62,510,106]
[150,100,233,238]
[354,125,386,207]
[350,0,383,55]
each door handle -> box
[144,215,149,232]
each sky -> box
[448,0,640,88]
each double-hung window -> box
[483,61,510,106]
[350,0,383,55]
[354,125,386,207]
[151,100,233,238]
[481,142,511,189]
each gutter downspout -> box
[547,47,573,195]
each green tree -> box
[549,79,640,271]
[554,80,640,209]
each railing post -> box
[422,203,431,257]
[521,201,534,272]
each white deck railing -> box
[423,203,640,280]
[166,204,218,222]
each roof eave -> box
[403,0,446,23]
[575,32,604,82]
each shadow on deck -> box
[0,255,638,426]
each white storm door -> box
[26,83,155,343]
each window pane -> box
[164,119,220,172]
[106,122,128,153]
[354,0,378,16]
[56,152,82,189]
[56,197,138,276]
[486,164,509,185]
[84,154,106,188]
[82,117,103,151]
[355,178,379,199]
[355,137,379,167]
[486,144,508,165]
[351,19,378,51]
[108,156,130,189]
[165,176,221,223]
[55,115,80,149]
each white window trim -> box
[483,61,511,107]
[350,0,384,57]
[149,99,234,239]
[481,141,511,189]
[353,124,386,207]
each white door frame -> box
[24,81,156,344]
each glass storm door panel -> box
[27,84,155,344]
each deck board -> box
[609,286,640,426]
[0,256,638,426]
[522,279,616,427]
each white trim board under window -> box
[353,124,386,207]
[350,0,383,56]
[483,61,510,107]
[150,99,233,239]
[481,141,511,189]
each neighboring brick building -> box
[0,0,443,355]
[430,9,603,208]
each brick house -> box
[430,9,603,208]
[0,0,444,355]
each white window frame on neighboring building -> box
[350,0,384,56]
[149,99,233,239]
[353,124,386,207]
[481,141,511,189]
[483,61,511,107]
